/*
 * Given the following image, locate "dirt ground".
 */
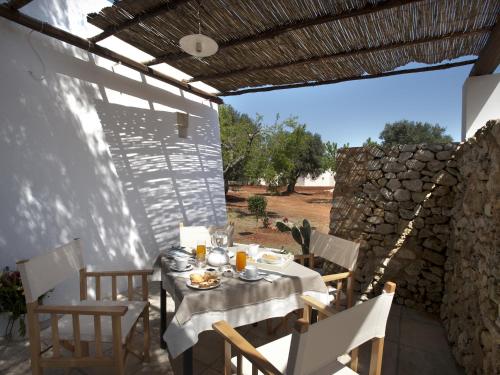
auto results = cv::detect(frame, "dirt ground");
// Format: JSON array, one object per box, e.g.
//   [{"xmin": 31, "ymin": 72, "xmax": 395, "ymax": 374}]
[{"xmin": 226, "ymin": 185, "xmax": 333, "ymax": 253}]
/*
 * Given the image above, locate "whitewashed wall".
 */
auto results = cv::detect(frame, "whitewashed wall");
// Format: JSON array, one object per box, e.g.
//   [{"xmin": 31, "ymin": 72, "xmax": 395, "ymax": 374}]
[
  {"xmin": 296, "ymin": 171, "xmax": 335, "ymax": 187},
  {"xmin": 0, "ymin": 1, "xmax": 226, "ymax": 302},
  {"xmin": 462, "ymin": 73, "xmax": 500, "ymax": 140}
]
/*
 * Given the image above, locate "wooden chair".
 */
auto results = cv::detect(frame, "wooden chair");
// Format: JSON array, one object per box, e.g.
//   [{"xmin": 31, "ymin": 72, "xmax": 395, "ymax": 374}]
[
  {"xmin": 179, "ymin": 222, "xmax": 213, "ymax": 249},
  {"xmin": 214, "ymin": 282, "xmax": 396, "ymax": 375},
  {"xmin": 17, "ymin": 239, "xmax": 153, "ymax": 375},
  {"xmin": 295, "ymin": 231, "xmax": 360, "ymax": 309},
  {"xmin": 179, "ymin": 222, "xmax": 235, "ymax": 249}
]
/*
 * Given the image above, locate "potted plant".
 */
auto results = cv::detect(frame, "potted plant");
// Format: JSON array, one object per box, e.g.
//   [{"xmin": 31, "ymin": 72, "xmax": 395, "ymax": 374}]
[{"xmin": 0, "ymin": 267, "xmax": 50, "ymax": 340}]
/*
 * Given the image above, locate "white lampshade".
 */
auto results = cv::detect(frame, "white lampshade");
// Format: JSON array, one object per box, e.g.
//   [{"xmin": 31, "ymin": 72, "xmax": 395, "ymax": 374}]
[{"xmin": 179, "ymin": 33, "xmax": 218, "ymax": 57}]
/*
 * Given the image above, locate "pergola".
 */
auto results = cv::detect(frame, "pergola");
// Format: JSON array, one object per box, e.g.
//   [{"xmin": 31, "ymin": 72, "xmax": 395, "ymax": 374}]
[{"xmin": 1, "ymin": 0, "xmax": 499, "ymax": 103}]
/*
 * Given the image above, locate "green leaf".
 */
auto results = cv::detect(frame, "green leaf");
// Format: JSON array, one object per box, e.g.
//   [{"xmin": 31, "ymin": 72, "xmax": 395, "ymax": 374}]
[
  {"xmin": 275, "ymin": 222, "xmax": 291, "ymax": 232},
  {"xmin": 291, "ymin": 226, "xmax": 303, "ymax": 246}
]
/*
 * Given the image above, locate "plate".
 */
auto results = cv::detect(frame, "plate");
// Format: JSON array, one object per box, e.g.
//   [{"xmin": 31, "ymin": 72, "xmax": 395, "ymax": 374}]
[
  {"xmin": 238, "ymin": 272, "xmax": 263, "ymax": 282},
  {"xmin": 186, "ymin": 278, "xmax": 221, "ymax": 290},
  {"xmin": 170, "ymin": 264, "xmax": 193, "ymax": 272},
  {"xmin": 260, "ymin": 252, "xmax": 284, "ymax": 264}
]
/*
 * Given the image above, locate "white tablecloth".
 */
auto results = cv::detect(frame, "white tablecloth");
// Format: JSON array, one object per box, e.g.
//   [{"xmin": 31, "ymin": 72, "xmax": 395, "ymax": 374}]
[{"xmin": 162, "ymin": 253, "xmax": 329, "ymax": 358}]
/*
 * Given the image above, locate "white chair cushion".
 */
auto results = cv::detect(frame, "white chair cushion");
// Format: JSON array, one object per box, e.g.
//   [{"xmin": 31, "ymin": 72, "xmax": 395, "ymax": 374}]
[
  {"xmin": 41, "ymin": 300, "xmax": 146, "ymax": 344},
  {"xmin": 231, "ymin": 334, "xmax": 358, "ymax": 375}
]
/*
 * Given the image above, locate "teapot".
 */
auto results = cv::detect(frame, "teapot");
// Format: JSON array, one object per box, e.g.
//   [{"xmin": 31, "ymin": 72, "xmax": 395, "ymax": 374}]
[{"xmin": 207, "ymin": 247, "xmax": 230, "ymax": 267}]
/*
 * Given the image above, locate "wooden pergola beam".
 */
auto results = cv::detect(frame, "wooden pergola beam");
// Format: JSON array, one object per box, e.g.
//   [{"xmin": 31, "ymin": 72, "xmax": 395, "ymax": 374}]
[
  {"xmin": 0, "ymin": 6, "xmax": 222, "ymax": 104},
  {"xmin": 219, "ymin": 59, "xmax": 477, "ymax": 96},
  {"xmin": 88, "ymin": 0, "xmax": 191, "ymax": 43},
  {"xmin": 143, "ymin": 0, "xmax": 425, "ymax": 66},
  {"xmin": 190, "ymin": 28, "xmax": 490, "ymax": 83},
  {"xmin": 469, "ymin": 20, "xmax": 500, "ymax": 76},
  {"xmin": 4, "ymin": 0, "xmax": 34, "ymax": 10}
]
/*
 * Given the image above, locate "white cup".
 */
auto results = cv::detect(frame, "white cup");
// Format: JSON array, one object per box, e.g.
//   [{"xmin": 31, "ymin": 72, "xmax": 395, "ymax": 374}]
[
  {"xmin": 244, "ymin": 265, "xmax": 258, "ymax": 279},
  {"xmin": 248, "ymin": 244, "xmax": 259, "ymax": 258},
  {"xmin": 174, "ymin": 257, "xmax": 188, "ymax": 270}
]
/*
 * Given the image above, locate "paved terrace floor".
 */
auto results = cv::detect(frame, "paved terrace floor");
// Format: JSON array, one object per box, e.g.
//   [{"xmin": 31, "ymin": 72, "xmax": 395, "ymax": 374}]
[{"xmin": 0, "ymin": 282, "xmax": 463, "ymax": 375}]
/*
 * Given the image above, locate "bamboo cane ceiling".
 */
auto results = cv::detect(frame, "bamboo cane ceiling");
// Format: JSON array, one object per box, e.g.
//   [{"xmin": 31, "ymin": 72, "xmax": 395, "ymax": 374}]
[{"xmin": 88, "ymin": 0, "xmax": 499, "ymax": 94}]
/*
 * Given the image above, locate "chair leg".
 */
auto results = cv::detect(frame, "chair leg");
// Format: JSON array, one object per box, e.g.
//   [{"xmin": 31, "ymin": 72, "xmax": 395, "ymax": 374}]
[
  {"xmin": 369, "ymin": 337, "xmax": 384, "ymax": 375},
  {"xmin": 350, "ymin": 347, "xmax": 359, "ymax": 372},
  {"xmin": 143, "ymin": 305, "xmax": 150, "ymax": 362},
  {"xmin": 26, "ymin": 304, "xmax": 43, "ymax": 375},
  {"xmin": 347, "ymin": 274, "xmax": 354, "ymax": 308},
  {"xmin": 112, "ymin": 316, "xmax": 125, "ymax": 375}
]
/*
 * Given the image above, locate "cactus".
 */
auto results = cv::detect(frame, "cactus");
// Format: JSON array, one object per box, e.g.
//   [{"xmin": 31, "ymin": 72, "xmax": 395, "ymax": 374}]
[
  {"xmin": 276, "ymin": 219, "xmax": 312, "ymax": 255},
  {"xmin": 276, "ymin": 221, "xmax": 291, "ymax": 232}
]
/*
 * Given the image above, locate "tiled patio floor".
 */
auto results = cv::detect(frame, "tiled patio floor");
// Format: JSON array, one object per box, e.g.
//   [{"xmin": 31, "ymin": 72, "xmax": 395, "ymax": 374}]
[{"xmin": 0, "ymin": 281, "xmax": 463, "ymax": 375}]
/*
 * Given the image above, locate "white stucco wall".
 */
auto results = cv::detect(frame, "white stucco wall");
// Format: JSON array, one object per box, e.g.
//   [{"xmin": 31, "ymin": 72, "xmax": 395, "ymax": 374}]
[
  {"xmin": 296, "ymin": 171, "xmax": 335, "ymax": 187},
  {"xmin": 0, "ymin": 1, "xmax": 226, "ymax": 301},
  {"xmin": 462, "ymin": 73, "xmax": 500, "ymax": 140}
]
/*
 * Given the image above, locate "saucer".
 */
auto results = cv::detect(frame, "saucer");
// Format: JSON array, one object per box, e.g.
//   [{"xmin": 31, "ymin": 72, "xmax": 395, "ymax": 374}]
[
  {"xmin": 239, "ymin": 272, "xmax": 263, "ymax": 282},
  {"xmin": 170, "ymin": 263, "xmax": 193, "ymax": 272}
]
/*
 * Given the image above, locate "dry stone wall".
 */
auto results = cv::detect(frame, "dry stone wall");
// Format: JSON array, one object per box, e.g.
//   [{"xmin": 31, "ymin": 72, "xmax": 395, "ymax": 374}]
[
  {"xmin": 330, "ymin": 142, "xmax": 459, "ymax": 313},
  {"xmin": 441, "ymin": 120, "xmax": 500, "ymax": 375},
  {"xmin": 329, "ymin": 120, "xmax": 500, "ymax": 374}
]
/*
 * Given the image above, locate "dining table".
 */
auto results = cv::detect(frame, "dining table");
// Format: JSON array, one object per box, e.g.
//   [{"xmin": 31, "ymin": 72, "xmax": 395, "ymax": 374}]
[{"xmin": 159, "ymin": 244, "xmax": 329, "ymax": 375}]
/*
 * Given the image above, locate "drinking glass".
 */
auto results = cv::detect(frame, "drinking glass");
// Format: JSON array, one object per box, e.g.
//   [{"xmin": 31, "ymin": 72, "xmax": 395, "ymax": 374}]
[
  {"xmin": 236, "ymin": 250, "xmax": 247, "ymax": 272},
  {"xmin": 196, "ymin": 243, "xmax": 207, "ymax": 267},
  {"xmin": 212, "ymin": 230, "xmax": 228, "ymax": 249}
]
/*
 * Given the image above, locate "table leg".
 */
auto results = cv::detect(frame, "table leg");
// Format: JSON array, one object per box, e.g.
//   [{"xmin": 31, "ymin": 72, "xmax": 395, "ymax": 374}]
[
  {"xmin": 160, "ymin": 284, "xmax": 167, "ymax": 349},
  {"xmin": 183, "ymin": 347, "xmax": 193, "ymax": 375}
]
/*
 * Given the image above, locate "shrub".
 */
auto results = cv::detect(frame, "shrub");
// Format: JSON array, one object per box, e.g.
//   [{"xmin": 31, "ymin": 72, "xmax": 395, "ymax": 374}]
[{"xmin": 247, "ymin": 195, "xmax": 267, "ymax": 222}]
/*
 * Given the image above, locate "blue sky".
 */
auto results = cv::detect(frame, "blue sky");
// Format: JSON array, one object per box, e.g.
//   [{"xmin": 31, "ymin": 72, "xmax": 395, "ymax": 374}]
[{"xmin": 224, "ymin": 59, "xmax": 491, "ymax": 146}]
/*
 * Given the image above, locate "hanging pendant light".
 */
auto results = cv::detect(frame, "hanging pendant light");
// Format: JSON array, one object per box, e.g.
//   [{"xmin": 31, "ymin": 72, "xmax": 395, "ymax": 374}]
[{"xmin": 179, "ymin": 1, "xmax": 218, "ymax": 58}]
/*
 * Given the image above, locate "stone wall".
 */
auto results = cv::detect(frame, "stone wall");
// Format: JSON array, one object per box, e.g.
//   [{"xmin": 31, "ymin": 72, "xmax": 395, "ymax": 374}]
[
  {"xmin": 329, "ymin": 120, "xmax": 500, "ymax": 374},
  {"xmin": 441, "ymin": 120, "xmax": 500, "ymax": 374},
  {"xmin": 330, "ymin": 142, "xmax": 459, "ymax": 313}
]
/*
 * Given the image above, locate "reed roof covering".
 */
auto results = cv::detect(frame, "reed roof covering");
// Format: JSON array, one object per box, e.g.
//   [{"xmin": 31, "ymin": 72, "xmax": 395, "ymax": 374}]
[{"xmin": 88, "ymin": 0, "xmax": 499, "ymax": 95}]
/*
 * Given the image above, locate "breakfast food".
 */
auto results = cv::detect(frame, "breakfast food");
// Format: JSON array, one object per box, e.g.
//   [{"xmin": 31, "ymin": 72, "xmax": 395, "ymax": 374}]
[
  {"xmin": 189, "ymin": 272, "xmax": 220, "ymax": 288},
  {"xmin": 190, "ymin": 273, "xmax": 204, "ymax": 284}
]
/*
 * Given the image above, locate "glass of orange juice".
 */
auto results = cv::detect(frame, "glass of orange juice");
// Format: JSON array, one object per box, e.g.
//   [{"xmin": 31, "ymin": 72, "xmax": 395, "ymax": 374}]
[
  {"xmin": 196, "ymin": 243, "xmax": 206, "ymax": 267},
  {"xmin": 236, "ymin": 250, "xmax": 247, "ymax": 272}
]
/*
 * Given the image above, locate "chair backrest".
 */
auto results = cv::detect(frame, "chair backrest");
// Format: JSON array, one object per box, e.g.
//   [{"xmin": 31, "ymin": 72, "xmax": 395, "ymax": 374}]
[
  {"xmin": 17, "ymin": 239, "xmax": 84, "ymax": 303},
  {"xmin": 179, "ymin": 223, "xmax": 212, "ymax": 249},
  {"xmin": 287, "ymin": 284, "xmax": 395, "ymax": 375},
  {"xmin": 310, "ymin": 230, "xmax": 359, "ymax": 271}
]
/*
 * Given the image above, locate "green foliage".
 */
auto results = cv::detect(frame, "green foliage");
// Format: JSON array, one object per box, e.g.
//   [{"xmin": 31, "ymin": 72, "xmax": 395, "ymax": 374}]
[
  {"xmin": 363, "ymin": 137, "xmax": 378, "ymax": 146},
  {"xmin": 322, "ymin": 141, "xmax": 350, "ymax": 172},
  {"xmin": 277, "ymin": 219, "xmax": 312, "ymax": 255},
  {"xmin": 275, "ymin": 221, "xmax": 291, "ymax": 232},
  {"xmin": 247, "ymin": 195, "xmax": 267, "ymax": 222},
  {"xmin": 0, "ymin": 268, "xmax": 52, "ymax": 339},
  {"xmin": 379, "ymin": 120, "xmax": 453, "ymax": 146},
  {"xmin": 263, "ymin": 118, "xmax": 325, "ymax": 192},
  {"xmin": 0, "ymin": 268, "xmax": 26, "ymax": 338},
  {"xmin": 219, "ymin": 105, "xmax": 262, "ymax": 191}
]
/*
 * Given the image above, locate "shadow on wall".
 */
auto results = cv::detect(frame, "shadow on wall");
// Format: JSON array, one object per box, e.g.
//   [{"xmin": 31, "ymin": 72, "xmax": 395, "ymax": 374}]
[
  {"xmin": 97, "ymin": 97, "xmax": 226, "ymax": 252},
  {"xmin": 0, "ymin": 15, "xmax": 225, "ymax": 301}
]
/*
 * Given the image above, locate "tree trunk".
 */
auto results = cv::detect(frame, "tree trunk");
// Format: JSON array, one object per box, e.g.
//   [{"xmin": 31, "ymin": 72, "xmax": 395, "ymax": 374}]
[{"xmin": 286, "ymin": 180, "xmax": 296, "ymax": 193}]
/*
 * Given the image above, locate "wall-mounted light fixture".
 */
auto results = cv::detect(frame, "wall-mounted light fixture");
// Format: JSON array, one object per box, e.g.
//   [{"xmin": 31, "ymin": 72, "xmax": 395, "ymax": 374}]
[{"xmin": 176, "ymin": 112, "xmax": 189, "ymax": 138}]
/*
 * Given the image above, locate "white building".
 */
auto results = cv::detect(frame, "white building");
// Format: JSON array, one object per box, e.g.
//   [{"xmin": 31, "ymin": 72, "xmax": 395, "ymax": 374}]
[{"xmin": 296, "ymin": 171, "xmax": 335, "ymax": 187}]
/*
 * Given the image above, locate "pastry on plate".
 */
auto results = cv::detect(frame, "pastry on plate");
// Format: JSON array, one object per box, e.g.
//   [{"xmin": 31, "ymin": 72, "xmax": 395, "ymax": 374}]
[{"xmin": 190, "ymin": 273, "xmax": 204, "ymax": 285}]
